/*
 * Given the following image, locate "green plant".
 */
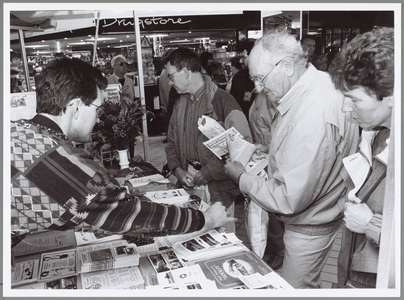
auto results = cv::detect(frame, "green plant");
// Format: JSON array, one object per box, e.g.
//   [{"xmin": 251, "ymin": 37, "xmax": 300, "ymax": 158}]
[{"xmin": 89, "ymin": 93, "xmax": 152, "ymax": 161}]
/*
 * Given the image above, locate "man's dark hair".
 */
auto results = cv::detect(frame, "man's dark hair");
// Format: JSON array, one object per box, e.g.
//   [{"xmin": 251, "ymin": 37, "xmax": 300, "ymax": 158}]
[
  {"xmin": 164, "ymin": 48, "xmax": 202, "ymax": 73},
  {"xmin": 35, "ymin": 57, "xmax": 108, "ymax": 115},
  {"xmin": 329, "ymin": 27, "xmax": 394, "ymax": 100},
  {"xmin": 230, "ymin": 56, "xmax": 242, "ymax": 70}
]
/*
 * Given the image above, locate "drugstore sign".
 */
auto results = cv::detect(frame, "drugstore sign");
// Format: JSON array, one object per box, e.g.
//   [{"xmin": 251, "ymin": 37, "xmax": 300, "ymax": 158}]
[{"xmin": 99, "ymin": 12, "xmax": 260, "ymax": 33}]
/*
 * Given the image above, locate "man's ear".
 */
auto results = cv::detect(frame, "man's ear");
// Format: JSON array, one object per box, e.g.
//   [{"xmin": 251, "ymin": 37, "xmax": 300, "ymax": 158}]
[
  {"xmin": 67, "ymin": 98, "xmax": 82, "ymax": 119},
  {"xmin": 283, "ymin": 58, "xmax": 295, "ymax": 77}
]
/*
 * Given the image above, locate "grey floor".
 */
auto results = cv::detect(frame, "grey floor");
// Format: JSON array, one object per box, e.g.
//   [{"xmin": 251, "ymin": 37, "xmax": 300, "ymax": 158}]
[{"xmin": 133, "ymin": 134, "xmax": 341, "ymax": 289}]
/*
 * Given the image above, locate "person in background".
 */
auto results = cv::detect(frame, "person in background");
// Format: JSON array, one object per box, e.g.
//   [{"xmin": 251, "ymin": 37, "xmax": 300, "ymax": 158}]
[
  {"xmin": 200, "ymin": 51, "xmax": 214, "ymax": 78},
  {"xmin": 311, "ymin": 54, "xmax": 328, "ymax": 71},
  {"xmin": 164, "ymin": 48, "xmax": 252, "ymax": 233},
  {"xmin": 224, "ymin": 29, "xmax": 359, "ymax": 288},
  {"xmin": 301, "ymin": 36, "xmax": 316, "ymax": 62},
  {"xmin": 10, "ymin": 57, "xmax": 236, "ymax": 249},
  {"xmin": 328, "ymin": 26, "xmax": 394, "ymax": 288},
  {"xmin": 228, "ymin": 55, "xmax": 255, "ymax": 119},
  {"xmin": 108, "ymin": 54, "xmax": 135, "ymax": 101},
  {"xmin": 159, "ymin": 49, "xmax": 177, "ymax": 143}
]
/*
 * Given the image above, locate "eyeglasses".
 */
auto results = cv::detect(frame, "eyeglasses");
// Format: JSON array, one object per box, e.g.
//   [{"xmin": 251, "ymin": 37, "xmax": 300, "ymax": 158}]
[
  {"xmin": 91, "ymin": 103, "xmax": 104, "ymax": 118},
  {"xmin": 250, "ymin": 56, "xmax": 294, "ymax": 87},
  {"xmin": 167, "ymin": 69, "xmax": 179, "ymax": 81},
  {"xmin": 117, "ymin": 62, "xmax": 127, "ymax": 67}
]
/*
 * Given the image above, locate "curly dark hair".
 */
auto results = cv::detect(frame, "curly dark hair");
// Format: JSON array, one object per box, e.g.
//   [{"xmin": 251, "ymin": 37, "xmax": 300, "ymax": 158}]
[
  {"xmin": 164, "ymin": 48, "xmax": 202, "ymax": 73},
  {"xmin": 329, "ymin": 27, "xmax": 394, "ymax": 100},
  {"xmin": 35, "ymin": 57, "xmax": 108, "ymax": 115}
]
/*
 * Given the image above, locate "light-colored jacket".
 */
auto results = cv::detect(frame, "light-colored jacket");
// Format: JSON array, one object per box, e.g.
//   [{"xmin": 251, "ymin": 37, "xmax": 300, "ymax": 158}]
[{"xmin": 240, "ymin": 65, "xmax": 360, "ymax": 228}]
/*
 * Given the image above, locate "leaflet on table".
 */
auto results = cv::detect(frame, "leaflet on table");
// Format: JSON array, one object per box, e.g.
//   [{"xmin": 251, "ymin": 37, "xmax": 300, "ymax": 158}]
[
  {"xmin": 12, "ymin": 229, "xmax": 76, "ymax": 257},
  {"xmin": 77, "ymin": 239, "xmax": 140, "ymax": 273},
  {"xmin": 171, "ymin": 230, "xmax": 245, "ymax": 261},
  {"xmin": 144, "ymin": 188, "xmax": 191, "ymax": 205},
  {"xmin": 11, "ymin": 259, "xmax": 40, "ymax": 286},
  {"xmin": 145, "ymin": 264, "xmax": 217, "ymax": 290},
  {"xmin": 74, "ymin": 226, "xmax": 123, "ymax": 246},
  {"xmin": 198, "ymin": 251, "xmax": 276, "ymax": 289},
  {"xmin": 125, "ymin": 173, "xmax": 169, "ymax": 187},
  {"xmin": 79, "ymin": 266, "xmax": 144, "ymax": 289},
  {"xmin": 38, "ymin": 249, "xmax": 78, "ymax": 282},
  {"xmin": 147, "ymin": 248, "xmax": 186, "ymax": 273}
]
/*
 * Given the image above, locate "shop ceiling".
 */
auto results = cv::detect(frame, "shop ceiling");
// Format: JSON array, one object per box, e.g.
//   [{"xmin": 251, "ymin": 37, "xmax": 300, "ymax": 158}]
[{"xmin": 10, "ymin": 10, "xmax": 258, "ymax": 55}]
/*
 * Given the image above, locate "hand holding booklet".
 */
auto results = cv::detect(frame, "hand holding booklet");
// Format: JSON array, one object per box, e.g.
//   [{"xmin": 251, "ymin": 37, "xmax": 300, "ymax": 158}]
[{"xmin": 198, "ymin": 115, "xmax": 268, "ymax": 175}]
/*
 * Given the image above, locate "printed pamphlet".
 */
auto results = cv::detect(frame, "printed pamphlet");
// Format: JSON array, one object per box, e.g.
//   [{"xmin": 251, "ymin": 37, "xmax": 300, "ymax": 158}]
[
  {"xmin": 11, "ymin": 259, "xmax": 40, "ymax": 286},
  {"xmin": 38, "ymin": 249, "xmax": 78, "ymax": 282},
  {"xmin": 80, "ymin": 266, "xmax": 144, "ymax": 289}
]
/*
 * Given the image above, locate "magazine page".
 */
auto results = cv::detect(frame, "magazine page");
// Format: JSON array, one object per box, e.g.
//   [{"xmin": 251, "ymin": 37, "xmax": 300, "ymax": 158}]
[
  {"xmin": 198, "ymin": 251, "xmax": 275, "ymax": 289},
  {"xmin": 202, "ymin": 127, "xmax": 243, "ymax": 159},
  {"xmin": 80, "ymin": 266, "xmax": 144, "ymax": 289},
  {"xmin": 197, "ymin": 115, "xmax": 226, "ymax": 139},
  {"xmin": 38, "ymin": 249, "xmax": 78, "ymax": 282},
  {"xmin": 225, "ymin": 132, "xmax": 256, "ymax": 167},
  {"xmin": 11, "ymin": 259, "xmax": 40, "ymax": 286},
  {"xmin": 147, "ymin": 248, "xmax": 186, "ymax": 273}
]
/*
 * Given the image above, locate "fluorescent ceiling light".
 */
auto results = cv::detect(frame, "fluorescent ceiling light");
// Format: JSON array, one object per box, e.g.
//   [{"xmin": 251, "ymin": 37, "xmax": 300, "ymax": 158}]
[
  {"xmin": 25, "ymin": 45, "xmax": 49, "ymax": 48},
  {"xmin": 86, "ymin": 37, "xmax": 117, "ymax": 41},
  {"xmin": 68, "ymin": 42, "xmax": 94, "ymax": 45}
]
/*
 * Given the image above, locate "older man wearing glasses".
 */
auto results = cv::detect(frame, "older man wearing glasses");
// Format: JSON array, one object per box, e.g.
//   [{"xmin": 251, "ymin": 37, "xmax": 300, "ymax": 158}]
[
  {"xmin": 225, "ymin": 29, "xmax": 359, "ymax": 288},
  {"xmin": 108, "ymin": 54, "xmax": 135, "ymax": 101}
]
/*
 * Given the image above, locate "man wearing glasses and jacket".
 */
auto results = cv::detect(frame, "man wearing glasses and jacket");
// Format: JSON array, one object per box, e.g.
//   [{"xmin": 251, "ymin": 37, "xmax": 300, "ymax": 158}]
[{"xmin": 225, "ymin": 29, "xmax": 360, "ymax": 288}]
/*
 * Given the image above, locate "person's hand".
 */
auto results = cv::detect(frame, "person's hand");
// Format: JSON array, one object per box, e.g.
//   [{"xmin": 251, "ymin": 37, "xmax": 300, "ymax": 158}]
[
  {"xmin": 173, "ymin": 167, "xmax": 195, "ymax": 188},
  {"xmin": 343, "ymin": 202, "xmax": 374, "ymax": 234},
  {"xmin": 224, "ymin": 160, "xmax": 246, "ymax": 182},
  {"xmin": 255, "ymin": 143, "xmax": 269, "ymax": 154},
  {"xmin": 193, "ymin": 171, "xmax": 209, "ymax": 186},
  {"xmin": 202, "ymin": 202, "xmax": 238, "ymax": 230}
]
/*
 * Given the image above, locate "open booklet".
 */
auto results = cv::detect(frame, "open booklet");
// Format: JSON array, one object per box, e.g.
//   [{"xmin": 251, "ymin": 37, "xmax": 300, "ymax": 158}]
[{"xmin": 198, "ymin": 115, "xmax": 268, "ymax": 175}]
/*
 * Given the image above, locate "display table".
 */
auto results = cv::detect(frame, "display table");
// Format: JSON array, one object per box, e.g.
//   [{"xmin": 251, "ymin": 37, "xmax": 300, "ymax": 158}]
[{"xmin": 11, "ymin": 163, "xmax": 292, "ymax": 290}]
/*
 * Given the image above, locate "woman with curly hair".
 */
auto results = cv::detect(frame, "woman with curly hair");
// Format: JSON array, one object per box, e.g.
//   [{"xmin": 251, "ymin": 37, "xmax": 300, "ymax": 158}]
[{"xmin": 329, "ymin": 26, "xmax": 394, "ymax": 288}]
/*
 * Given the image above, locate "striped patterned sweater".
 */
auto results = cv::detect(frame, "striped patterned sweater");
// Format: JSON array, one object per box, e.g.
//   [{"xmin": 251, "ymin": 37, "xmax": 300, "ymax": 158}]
[{"xmin": 10, "ymin": 117, "xmax": 204, "ymax": 237}]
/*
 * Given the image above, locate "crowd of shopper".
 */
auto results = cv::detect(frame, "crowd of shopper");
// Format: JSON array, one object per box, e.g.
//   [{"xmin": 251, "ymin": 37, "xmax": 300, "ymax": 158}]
[{"xmin": 10, "ymin": 25, "xmax": 395, "ymax": 289}]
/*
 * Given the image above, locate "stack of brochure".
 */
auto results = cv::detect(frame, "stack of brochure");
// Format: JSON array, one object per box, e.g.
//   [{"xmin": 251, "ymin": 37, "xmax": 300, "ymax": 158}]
[
  {"xmin": 77, "ymin": 240, "xmax": 140, "ymax": 273},
  {"xmin": 171, "ymin": 230, "xmax": 248, "ymax": 262}
]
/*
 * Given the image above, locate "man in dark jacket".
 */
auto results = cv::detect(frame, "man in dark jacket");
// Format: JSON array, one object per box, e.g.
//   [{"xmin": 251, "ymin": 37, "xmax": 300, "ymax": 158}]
[{"xmin": 164, "ymin": 48, "xmax": 252, "ymax": 233}]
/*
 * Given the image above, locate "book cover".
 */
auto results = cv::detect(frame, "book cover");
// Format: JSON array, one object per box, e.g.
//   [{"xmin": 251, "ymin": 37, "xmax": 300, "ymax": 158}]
[
  {"xmin": 198, "ymin": 251, "xmax": 273, "ymax": 289},
  {"xmin": 77, "ymin": 240, "xmax": 140, "ymax": 273}
]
